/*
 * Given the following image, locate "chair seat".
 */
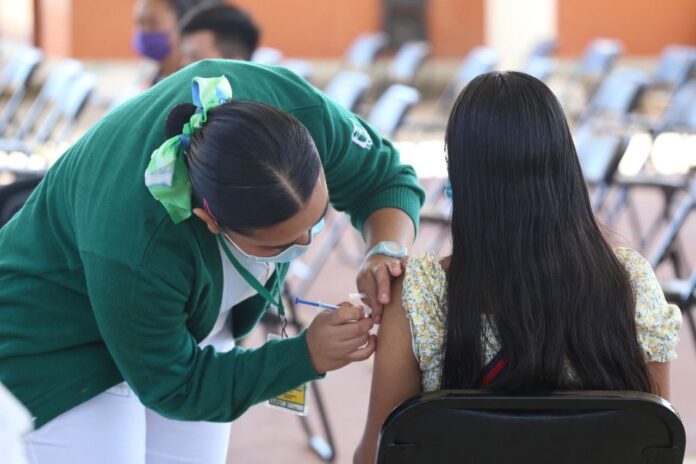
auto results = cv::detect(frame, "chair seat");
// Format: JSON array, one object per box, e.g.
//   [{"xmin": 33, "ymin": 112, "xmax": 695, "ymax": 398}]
[
  {"xmin": 0, "ymin": 137, "xmax": 30, "ymax": 153},
  {"xmin": 661, "ymin": 278, "xmax": 694, "ymax": 306},
  {"xmin": 614, "ymin": 174, "xmax": 688, "ymax": 191},
  {"xmin": 420, "ymin": 205, "xmax": 449, "ymax": 225}
]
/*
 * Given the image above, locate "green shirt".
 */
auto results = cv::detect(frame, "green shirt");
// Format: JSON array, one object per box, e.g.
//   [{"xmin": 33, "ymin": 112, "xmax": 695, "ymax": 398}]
[{"xmin": 0, "ymin": 60, "xmax": 425, "ymax": 428}]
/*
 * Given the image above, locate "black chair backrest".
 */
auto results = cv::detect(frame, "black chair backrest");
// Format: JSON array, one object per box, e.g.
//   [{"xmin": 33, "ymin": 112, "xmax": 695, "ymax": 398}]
[
  {"xmin": 378, "ymin": 390, "xmax": 685, "ymax": 464},
  {"xmin": 0, "ymin": 176, "xmax": 43, "ymax": 228}
]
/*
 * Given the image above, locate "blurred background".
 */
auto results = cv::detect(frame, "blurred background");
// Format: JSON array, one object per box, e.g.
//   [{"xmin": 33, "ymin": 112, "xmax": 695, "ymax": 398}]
[{"xmin": 1, "ymin": 0, "xmax": 696, "ymax": 463}]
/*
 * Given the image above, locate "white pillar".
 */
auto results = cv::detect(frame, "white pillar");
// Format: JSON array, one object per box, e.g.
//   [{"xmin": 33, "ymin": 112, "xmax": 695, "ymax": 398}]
[{"xmin": 485, "ymin": 0, "xmax": 558, "ymax": 70}]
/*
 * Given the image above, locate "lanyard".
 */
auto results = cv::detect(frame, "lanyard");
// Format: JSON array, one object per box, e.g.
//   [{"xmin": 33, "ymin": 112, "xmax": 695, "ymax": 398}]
[{"xmin": 216, "ymin": 235, "xmax": 286, "ymax": 321}]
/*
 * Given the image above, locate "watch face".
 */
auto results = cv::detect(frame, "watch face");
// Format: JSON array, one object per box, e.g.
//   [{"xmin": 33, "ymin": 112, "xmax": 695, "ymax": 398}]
[{"xmin": 384, "ymin": 241, "xmax": 403, "ymax": 254}]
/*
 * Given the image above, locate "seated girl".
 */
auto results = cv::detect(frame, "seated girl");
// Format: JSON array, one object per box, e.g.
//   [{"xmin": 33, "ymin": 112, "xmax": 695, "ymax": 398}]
[{"xmin": 354, "ymin": 71, "xmax": 682, "ymax": 464}]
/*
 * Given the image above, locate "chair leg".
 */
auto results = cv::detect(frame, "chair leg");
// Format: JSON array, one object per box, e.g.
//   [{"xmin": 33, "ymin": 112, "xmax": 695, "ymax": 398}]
[
  {"xmin": 591, "ymin": 183, "xmax": 609, "ymax": 213},
  {"xmin": 665, "ymin": 239, "xmax": 691, "ymax": 279},
  {"xmin": 625, "ymin": 196, "xmax": 645, "ymax": 249},
  {"xmin": 604, "ymin": 186, "xmax": 629, "ymax": 227},
  {"xmin": 277, "ymin": 287, "xmax": 337, "ymax": 462},
  {"xmin": 684, "ymin": 307, "xmax": 696, "ymax": 357},
  {"xmin": 296, "ymin": 213, "xmax": 351, "ymax": 296},
  {"xmin": 640, "ymin": 189, "xmax": 677, "ymax": 251},
  {"xmin": 674, "ymin": 239, "xmax": 691, "ymax": 278}
]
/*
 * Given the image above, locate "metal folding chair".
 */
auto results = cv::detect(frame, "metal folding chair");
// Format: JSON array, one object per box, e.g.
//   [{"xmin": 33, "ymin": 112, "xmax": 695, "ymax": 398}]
[
  {"xmin": 653, "ymin": 80, "xmax": 696, "ymax": 134},
  {"xmin": 251, "ymin": 211, "xmax": 359, "ymax": 463},
  {"xmin": 0, "ymin": 46, "xmax": 43, "ymax": 135},
  {"xmin": 254, "ymin": 285, "xmax": 338, "ymax": 462},
  {"xmin": 4, "ymin": 59, "xmax": 83, "ymax": 143},
  {"xmin": 439, "ymin": 46, "xmax": 499, "ymax": 109},
  {"xmin": 578, "ymin": 67, "xmax": 649, "ymax": 125},
  {"xmin": 648, "ymin": 178, "xmax": 696, "ymax": 353},
  {"xmin": 528, "ymin": 38, "xmax": 558, "ymax": 58},
  {"xmin": 0, "ymin": 71, "xmax": 96, "ymax": 155},
  {"xmin": 260, "ymin": 83, "xmax": 422, "ymax": 459},
  {"xmin": 251, "ymin": 47, "xmax": 284, "ymax": 66},
  {"xmin": 367, "ymin": 84, "xmax": 421, "ymax": 139},
  {"xmin": 601, "ymin": 82, "xmax": 696, "ymax": 249},
  {"xmin": 282, "ymin": 59, "xmax": 313, "ymax": 82},
  {"xmin": 344, "ymin": 32, "xmax": 389, "ymax": 69},
  {"xmin": 388, "ymin": 40, "xmax": 431, "ymax": 84},
  {"xmin": 578, "ymin": 38, "xmax": 624, "ymax": 79},
  {"xmin": 652, "ymin": 45, "xmax": 696, "ymax": 92},
  {"xmin": 324, "ymin": 71, "xmax": 373, "ymax": 113},
  {"xmin": 522, "ymin": 56, "xmax": 554, "ymax": 81},
  {"xmin": 378, "ymin": 390, "xmax": 685, "ymax": 464},
  {"xmin": 573, "ymin": 124, "xmax": 629, "ymax": 213},
  {"xmin": 563, "ymin": 38, "xmax": 623, "ymax": 109},
  {"xmin": 519, "ymin": 39, "xmax": 558, "ymax": 81}
]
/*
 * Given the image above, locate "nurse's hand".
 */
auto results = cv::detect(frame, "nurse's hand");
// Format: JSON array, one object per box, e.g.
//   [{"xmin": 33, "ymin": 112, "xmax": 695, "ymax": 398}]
[
  {"xmin": 356, "ymin": 255, "xmax": 405, "ymax": 325},
  {"xmin": 306, "ymin": 303, "xmax": 376, "ymax": 375}
]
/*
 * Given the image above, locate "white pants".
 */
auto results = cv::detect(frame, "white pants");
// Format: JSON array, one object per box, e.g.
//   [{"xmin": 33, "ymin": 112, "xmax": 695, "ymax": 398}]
[{"xmin": 24, "ymin": 383, "xmax": 231, "ymax": 464}]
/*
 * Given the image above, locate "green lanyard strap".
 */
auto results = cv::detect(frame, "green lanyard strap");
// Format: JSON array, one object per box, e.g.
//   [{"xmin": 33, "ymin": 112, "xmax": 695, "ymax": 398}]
[{"xmin": 217, "ymin": 235, "xmax": 286, "ymax": 318}]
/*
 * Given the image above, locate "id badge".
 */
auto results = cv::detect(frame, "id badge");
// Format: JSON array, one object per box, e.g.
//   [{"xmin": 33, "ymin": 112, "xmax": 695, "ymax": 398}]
[{"xmin": 266, "ymin": 333, "xmax": 310, "ymax": 416}]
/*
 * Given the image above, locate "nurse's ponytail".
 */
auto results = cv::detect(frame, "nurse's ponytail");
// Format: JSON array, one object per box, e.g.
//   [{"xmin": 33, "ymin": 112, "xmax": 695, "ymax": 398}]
[{"xmin": 165, "ymin": 101, "xmax": 322, "ymax": 234}]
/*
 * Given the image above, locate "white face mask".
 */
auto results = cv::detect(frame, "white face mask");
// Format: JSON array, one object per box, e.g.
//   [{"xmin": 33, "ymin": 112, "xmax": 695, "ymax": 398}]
[{"xmin": 223, "ymin": 217, "xmax": 325, "ymax": 264}]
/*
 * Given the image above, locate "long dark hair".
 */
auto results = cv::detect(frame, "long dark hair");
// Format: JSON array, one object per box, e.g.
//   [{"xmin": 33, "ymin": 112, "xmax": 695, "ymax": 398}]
[
  {"xmin": 441, "ymin": 71, "xmax": 651, "ymax": 392},
  {"xmin": 165, "ymin": 101, "xmax": 321, "ymax": 234}
]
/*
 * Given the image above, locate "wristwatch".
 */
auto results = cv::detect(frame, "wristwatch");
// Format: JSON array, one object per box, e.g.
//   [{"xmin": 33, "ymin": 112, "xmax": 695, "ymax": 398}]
[{"xmin": 366, "ymin": 241, "xmax": 408, "ymax": 259}]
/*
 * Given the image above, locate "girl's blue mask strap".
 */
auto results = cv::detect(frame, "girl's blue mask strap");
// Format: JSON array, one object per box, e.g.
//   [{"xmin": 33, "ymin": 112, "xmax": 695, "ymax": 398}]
[{"xmin": 444, "ymin": 180, "xmax": 452, "ymax": 199}]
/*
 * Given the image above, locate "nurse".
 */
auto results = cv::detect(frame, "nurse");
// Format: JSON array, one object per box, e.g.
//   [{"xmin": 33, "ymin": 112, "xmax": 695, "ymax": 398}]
[{"xmin": 0, "ymin": 61, "xmax": 424, "ymax": 463}]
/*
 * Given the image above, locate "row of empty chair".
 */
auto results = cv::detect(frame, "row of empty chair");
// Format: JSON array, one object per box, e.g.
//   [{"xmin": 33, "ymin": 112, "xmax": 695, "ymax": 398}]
[{"xmin": 0, "ymin": 45, "xmax": 97, "ymax": 172}]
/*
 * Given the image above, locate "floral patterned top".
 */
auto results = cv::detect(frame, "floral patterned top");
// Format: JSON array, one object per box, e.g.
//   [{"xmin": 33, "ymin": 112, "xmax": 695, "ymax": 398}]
[{"xmin": 402, "ymin": 247, "xmax": 683, "ymax": 392}]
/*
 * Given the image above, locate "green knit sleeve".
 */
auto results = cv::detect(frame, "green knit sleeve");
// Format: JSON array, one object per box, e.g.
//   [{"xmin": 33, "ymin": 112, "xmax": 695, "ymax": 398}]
[
  {"xmin": 81, "ymin": 252, "xmax": 321, "ymax": 422},
  {"xmin": 310, "ymin": 97, "xmax": 425, "ymax": 236}
]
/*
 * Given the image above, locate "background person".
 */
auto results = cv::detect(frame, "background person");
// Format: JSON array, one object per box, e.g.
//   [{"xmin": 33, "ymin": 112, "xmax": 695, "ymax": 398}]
[
  {"xmin": 133, "ymin": 0, "xmax": 208, "ymax": 84},
  {"xmin": 179, "ymin": 2, "xmax": 259, "ymax": 66}
]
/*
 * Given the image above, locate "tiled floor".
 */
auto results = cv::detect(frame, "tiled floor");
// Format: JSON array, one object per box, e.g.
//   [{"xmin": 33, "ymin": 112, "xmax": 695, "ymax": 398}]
[{"xmin": 227, "ymin": 185, "xmax": 696, "ymax": 463}]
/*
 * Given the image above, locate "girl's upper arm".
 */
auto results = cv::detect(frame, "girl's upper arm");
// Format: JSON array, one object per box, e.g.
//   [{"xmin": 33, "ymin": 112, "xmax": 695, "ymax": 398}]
[
  {"xmin": 614, "ymin": 248, "xmax": 681, "ymax": 400},
  {"xmin": 647, "ymin": 362, "xmax": 671, "ymax": 400},
  {"xmin": 355, "ymin": 276, "xmax": 422, "ymax": 464}
]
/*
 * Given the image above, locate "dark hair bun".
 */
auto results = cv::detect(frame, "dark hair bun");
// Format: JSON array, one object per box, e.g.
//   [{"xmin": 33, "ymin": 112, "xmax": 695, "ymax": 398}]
[{"xmin": 165, "ymin": 103, "xmax": 197, "ymax": 138}]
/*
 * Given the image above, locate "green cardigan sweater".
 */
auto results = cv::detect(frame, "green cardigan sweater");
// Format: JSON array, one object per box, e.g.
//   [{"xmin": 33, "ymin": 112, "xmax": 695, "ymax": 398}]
[{"xmin": 0, "ymin": 60, "xmax": 424, "ymax": 428}]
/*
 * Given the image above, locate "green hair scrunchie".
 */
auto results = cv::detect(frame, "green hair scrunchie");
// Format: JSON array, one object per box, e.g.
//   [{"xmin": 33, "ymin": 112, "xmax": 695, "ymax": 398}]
[{"xmin": 144, "ymin": 75, "xmax": 233, "ymax": 223}]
